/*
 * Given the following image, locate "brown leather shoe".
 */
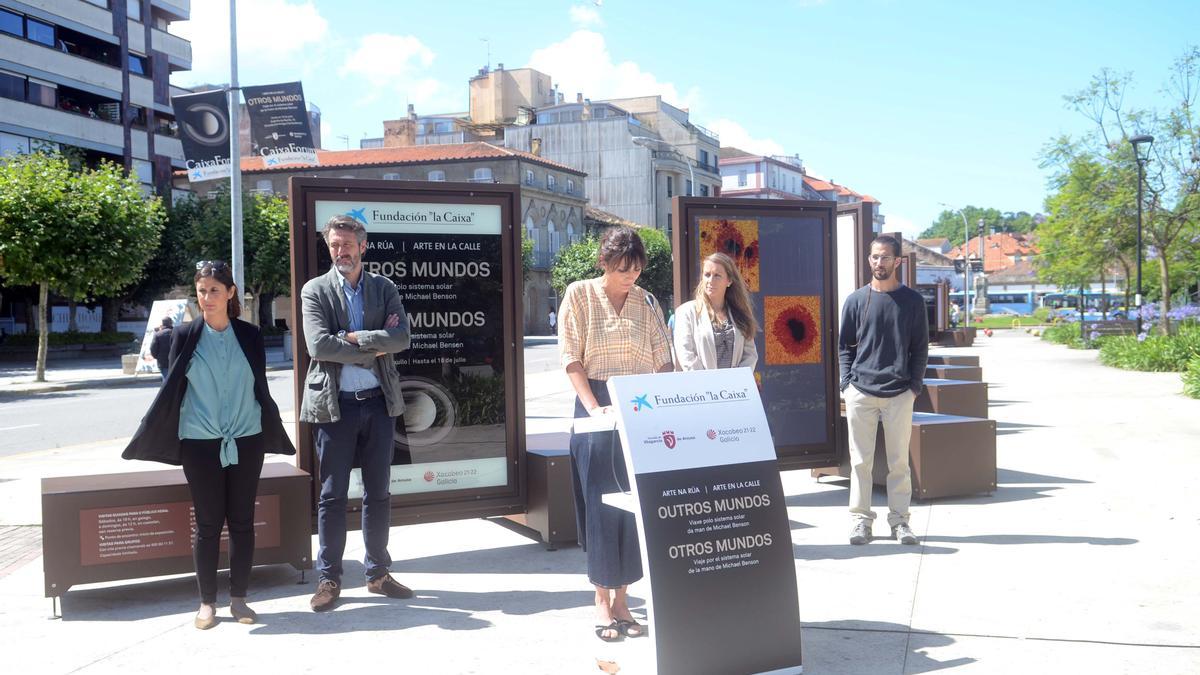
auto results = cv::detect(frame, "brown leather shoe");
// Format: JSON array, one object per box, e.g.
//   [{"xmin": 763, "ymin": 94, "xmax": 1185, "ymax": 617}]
[
  {"xmin": 366, "ymin": 573, "xmax": 413, "ymax": 599},
  {"xmin": 310, "ymin": 579, "xmax": 340, "ymax": 612}
]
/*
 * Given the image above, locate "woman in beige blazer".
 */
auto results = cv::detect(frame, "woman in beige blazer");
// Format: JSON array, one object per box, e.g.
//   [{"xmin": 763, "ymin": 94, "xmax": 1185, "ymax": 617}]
[{"xmin": 674, "ymin": 252, "xmax": 759, "ymax": 370}]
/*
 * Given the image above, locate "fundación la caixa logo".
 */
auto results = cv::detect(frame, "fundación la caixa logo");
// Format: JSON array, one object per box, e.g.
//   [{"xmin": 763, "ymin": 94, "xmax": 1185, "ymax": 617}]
[
  {"xmin": 630, "ymin": 394, "xmax": 652, "ymax": 412},
  {"xmin": 345, "ymin": 207, "xmax": 368, "ymax": 225}
]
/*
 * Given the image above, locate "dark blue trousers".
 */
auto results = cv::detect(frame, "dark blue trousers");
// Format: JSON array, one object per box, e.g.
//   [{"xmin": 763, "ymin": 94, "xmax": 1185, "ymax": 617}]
[
  {"xmin": 570, "ymin": 379, "xmax": 643, "ymax": 589},
  {"xmin": 314, "ymin": 395, "xmax": 400, "ymax": 583}
]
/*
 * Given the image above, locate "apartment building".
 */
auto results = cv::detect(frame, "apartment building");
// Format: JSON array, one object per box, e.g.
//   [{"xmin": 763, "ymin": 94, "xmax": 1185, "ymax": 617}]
[{"xmin": 0, "ymin": 0, "xmax": 192, "ymax": 195}]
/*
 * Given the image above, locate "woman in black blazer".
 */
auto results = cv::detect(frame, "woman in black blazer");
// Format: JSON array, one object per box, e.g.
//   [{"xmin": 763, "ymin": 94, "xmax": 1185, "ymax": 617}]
[{"xmin": 123, "ymin": 261, "xmax": 295, "ymax": 629}]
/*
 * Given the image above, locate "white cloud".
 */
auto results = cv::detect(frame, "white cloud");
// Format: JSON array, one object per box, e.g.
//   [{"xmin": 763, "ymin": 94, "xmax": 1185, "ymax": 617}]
[
  {"xmin": 173, "ymin": 0, "xmax": 329, "ymax": 85},
  {"xmin": 338, "ymin": 34, "xmax": 444, "ymax": 108},
  {"xmin": 527, "ymin": 31, "xmax": 699, "ymax": 109},
  {"xmin": 707, "ymin": 119, "xmax": 785, "ymax": 156},
  {"xmin": 569, "ymin": 5, "xmax": 603, "ymax": 27}
]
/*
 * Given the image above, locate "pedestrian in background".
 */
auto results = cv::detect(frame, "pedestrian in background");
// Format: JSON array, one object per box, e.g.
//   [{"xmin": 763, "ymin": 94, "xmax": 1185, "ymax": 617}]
[
  {"xmin": 123, "ymin": 261, "xmax": 296, "ymax": 629},
  {"xmin": 548, "ymin": 308, "xmax": 557, "ymax": 336},
  {"xmin": 673, "ymin": 251, "xmax": 758, "ymax": 372},
  {"xmin": 301, "ymin": 214, "xmax": 412, "ymax": 612},
  {"xmin": 559, "ymin": 225, "xmax": 672, "ymax": 642},
  {"xmin": 150, "ymin": 316, "xmax": 174, "ymax": 380},
  {"xmin": 838, "ymin": 235, "xmax": 928, "ymax": 546}
]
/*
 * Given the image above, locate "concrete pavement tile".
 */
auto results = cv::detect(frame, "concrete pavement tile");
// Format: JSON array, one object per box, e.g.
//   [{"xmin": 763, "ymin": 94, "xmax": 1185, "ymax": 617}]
[
  {"xmin": 798, "ymin": 624, "xmax": 912, "ymax": 675},
  {"xmin": 904, "ymin": 632, "xmax": 1200, "ymax": 674}
]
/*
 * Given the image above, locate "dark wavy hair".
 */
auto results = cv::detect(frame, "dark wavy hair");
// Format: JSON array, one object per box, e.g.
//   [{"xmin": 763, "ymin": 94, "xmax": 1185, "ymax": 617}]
[
  {"xmin": 596, "ymin": 225, "xmax": 647, "ymax": 272},
  {"xmin": 193, "ymin": 260, "xmax": 241, "ymax": 319}
]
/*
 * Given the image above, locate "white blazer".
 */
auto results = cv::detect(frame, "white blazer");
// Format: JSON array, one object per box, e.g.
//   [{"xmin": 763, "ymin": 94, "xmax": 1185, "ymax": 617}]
[{"xmin": 673, "ymin": 300, "xmax": 758, "ymax": 371}]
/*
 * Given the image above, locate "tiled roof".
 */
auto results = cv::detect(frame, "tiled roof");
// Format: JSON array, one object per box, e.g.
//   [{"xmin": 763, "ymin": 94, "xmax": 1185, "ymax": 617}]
[
  {"xmin": 947, "ymin": 232, "xmax": 1040, "ymax": 273},
  {"xmin": 860, "ymin": 194, "xmax": 880, "ymax": 204},
  {"xmin": 231, "ymin": 142, "xmax": 584, "ymax": 175},
  {"xmin": 803, "ymin": 175, "xmax": 836, "ymax": 191},
  {"xmin": 585, "ymin": 206, "xmax": 643, "ymax": 229}
]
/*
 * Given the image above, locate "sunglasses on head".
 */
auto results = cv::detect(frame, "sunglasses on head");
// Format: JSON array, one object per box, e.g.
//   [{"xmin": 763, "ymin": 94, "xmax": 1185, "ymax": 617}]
[{"xmin": 195, "ymin": 260, "xmax": 229, "ymax": 271}]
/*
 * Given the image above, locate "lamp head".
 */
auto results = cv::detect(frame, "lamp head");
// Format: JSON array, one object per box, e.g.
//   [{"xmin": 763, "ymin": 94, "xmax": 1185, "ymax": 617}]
[{"xmin": 1129, "ymin": 134, "xmax": 1154, "ymax": 146}]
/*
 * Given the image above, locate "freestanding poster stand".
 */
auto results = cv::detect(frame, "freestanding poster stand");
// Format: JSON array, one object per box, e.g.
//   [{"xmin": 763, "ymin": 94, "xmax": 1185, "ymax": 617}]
[{"xmin": 602, "ymin": 367, "xmax": 803, "ymax": 675}]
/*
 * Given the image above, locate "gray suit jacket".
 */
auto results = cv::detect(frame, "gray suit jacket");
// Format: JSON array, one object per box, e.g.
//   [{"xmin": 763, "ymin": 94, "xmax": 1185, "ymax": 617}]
[{"xmin": 299, "ymin": 265, "xmax": 410, "ymax": 423}]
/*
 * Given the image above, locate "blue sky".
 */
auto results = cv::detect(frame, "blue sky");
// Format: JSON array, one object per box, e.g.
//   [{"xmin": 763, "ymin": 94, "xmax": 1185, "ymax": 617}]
[{"xmin": 174, "ymin": 0, "xmax": 1200, "ymax": 239}]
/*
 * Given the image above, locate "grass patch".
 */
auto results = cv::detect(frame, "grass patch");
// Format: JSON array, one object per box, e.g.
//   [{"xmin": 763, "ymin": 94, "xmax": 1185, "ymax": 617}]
[
  {"xmin": 966, "ymin": 316, "xmax": 1044, "ymax": 329},
  {"xmin": 1183, "ymin": 357, "xmax": 1200, "ymax": 399}
]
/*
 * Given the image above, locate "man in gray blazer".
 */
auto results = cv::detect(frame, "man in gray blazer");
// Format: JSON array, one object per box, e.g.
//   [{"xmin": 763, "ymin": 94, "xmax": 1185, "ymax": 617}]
[{"xmin": 301, "ymin": 214, "xmax": 412, "ymax": 612}]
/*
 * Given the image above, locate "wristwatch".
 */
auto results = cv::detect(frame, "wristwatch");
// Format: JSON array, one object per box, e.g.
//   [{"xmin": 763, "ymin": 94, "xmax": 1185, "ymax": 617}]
[{"xmin": 337, "ymin": 330, "xmax": 347, "ymax": 339}]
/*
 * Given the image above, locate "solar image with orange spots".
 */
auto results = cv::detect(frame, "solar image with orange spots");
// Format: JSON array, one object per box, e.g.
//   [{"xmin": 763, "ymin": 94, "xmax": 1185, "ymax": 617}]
[
  {"xmin": 699, "ymin": 218, "xmax": 760, "ymax": 291},
  {"xmin": 764, "ymin": 296, "xmax": 822, "ymax": 365}
]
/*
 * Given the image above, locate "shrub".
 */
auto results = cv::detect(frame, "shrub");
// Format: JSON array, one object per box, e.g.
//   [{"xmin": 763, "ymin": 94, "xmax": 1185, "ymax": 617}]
[
  {"xmin": 1099, "ymin": 323, "xmax": 1200, "ymax": 372},
  {"xmin": 1033, "ymin": 306, "xmax": 1052, "ymax": 323},
  {"xmin": 1183, "ymin": 356, "xmax": 1200, "ymax": 399}
]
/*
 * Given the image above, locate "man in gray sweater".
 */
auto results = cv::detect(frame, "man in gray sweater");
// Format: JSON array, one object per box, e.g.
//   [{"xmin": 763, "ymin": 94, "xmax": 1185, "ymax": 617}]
[{"xmin": 838, "ymin": 235, "xmax": 928, "ymax": 545}]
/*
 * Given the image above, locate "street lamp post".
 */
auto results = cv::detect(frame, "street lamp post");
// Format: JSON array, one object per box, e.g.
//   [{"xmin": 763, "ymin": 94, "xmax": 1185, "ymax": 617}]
[
  {"xmin": 1130, "ymin": 134, "xmax": 1154, "ymax": 335},
  {"xmin": 941, "ymin": 205, "xmax": 972, "ymax": 317}
]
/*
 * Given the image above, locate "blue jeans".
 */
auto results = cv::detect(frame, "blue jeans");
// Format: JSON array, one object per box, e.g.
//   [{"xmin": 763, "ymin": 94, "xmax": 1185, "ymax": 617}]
[{"xmin": 314, "ymin": 395, "xmax": 399, "ymax": 583}]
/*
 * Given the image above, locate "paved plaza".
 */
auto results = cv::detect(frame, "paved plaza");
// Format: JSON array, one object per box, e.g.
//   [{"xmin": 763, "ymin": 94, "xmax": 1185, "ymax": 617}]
[{"xmin": 1, "ymin": 330, "xmax": 1198, "ymax": 673}]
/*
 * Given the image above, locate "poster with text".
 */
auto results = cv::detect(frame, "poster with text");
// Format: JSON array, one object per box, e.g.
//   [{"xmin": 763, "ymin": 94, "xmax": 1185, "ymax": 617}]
[
  {"xmin": 314, "ymin": 200, "xmax": 507, "ymax": 497},
  {"xmin": 609, "ymin": 368, "xmax": 802, "ymax": 675},
  {"xmin": 171, "ymin": 89, "xmax": 233, "ymax": 182},
  {"xmin": 243, "ymin": 82, "xmax": 319, "ymax": 167}
]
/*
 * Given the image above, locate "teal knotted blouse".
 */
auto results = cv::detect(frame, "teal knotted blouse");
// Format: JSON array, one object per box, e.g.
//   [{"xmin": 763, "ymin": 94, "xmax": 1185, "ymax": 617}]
[{"xmin": 178, "ymin": 321, "xmax": 262, "ymax": 467}]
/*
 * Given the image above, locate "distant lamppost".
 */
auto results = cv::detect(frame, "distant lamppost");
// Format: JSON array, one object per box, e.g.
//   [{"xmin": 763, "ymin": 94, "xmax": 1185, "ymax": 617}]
[
  {"xmin": 1130, "ymin": 133, "xmax": 1154, "ymax": 334},
  {"xmin": 939, "ymin": 204, "xmax": 973, "ymax": 317}
]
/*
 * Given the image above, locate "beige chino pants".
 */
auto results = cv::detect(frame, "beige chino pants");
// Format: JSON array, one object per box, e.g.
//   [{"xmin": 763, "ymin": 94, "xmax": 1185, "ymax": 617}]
[{"xmin": 845, "ymin": 385, "xmax": 916, "ymax": 528}]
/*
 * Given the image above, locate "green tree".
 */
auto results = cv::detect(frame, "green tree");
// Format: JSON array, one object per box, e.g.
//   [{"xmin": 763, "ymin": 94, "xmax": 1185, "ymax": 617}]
[
  {"xmin": 175, "ymin": 187, "xmax": 291, "ymax": 325},
  {"xmin": 1057, "ymin": 49, "xmax": 1200, "ymax": 332},
  {"xmin": 920, "ymin": 206, "xmax": 1040, "ymax": 246},
  {"xmin": 1038, "ymin": 147, "xmax": 1138, "ymax": 312},
  {"xmin": 0, "ymin": 152, "xmax": 164, "ymax": 381},
  {"xmin": 551, "ymin": 227, "xmax": 674, "ymax": 308}
]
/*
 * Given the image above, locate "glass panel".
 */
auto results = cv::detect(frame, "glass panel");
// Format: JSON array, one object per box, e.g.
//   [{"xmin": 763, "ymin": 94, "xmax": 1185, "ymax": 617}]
[
  {"xmin": 428, "ymin": 170, "xmax": 445, "ymax": 181},
  {"xmin": 0, "ymin": 9, "xmax": 22, "ymax": 37},
  {"xmin": 26, "ymin": 18, "xmax": 55, "ymax": 47},
  {"xmin": 27, "ymin": 81, "xmax": 56, "ymax": 108},
  {"xmin": 0, "ymin": 71, "xmax": 23, "ymax": 101},
  {"xmin": 129, "ymin": 53, "xmax": 147, "ymax": 76},
  {"xmin": 127, "ymin": 0, "xmax": 142, "ymax": 22},
  {"xmin": 473, "ymin": 167, "xmax": 493, "ymax": 181},
  {"xmin": 0, "ymin": 131, "xmax": 31, "ymax": 156}
]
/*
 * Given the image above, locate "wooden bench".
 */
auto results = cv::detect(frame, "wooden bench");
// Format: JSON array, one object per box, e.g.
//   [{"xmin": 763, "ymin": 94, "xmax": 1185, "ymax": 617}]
[
  {"xmin": 927, "ymin": 354, "xmax": 980, "ymax": 367},
  {"xmin": 926, "ymin": 364, "xmax": 983, "ymax": 381},
  {"xmin": 915, "ymin": 378, "xmax": 988, "ymax": 419},
  {"xmin": 41, "ymin": 462, "xmax": 312, "ymax": 608},
  {"xmin": 502, "ymin": 419, "xmax": 577, "ymax": 549},
  {"xmin": 814, "ymin": 412, "xmax": 996, "ymax": 500}
]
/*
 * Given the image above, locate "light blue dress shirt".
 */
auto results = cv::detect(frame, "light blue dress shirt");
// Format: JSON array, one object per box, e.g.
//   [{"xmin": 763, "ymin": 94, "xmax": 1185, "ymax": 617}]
[
  {"xmin": 337, "ymin": 270, "xmax": 381, "ymax": 393},
  {"xmin": 178, "ymin": 322, "xmax": 262, "ymax": 467}
]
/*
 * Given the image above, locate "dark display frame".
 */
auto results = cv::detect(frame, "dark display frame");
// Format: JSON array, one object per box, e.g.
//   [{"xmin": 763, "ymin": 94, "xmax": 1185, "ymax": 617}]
[
  {"xmin": 288, "ymin": 177, "xmax": 525, "ymax": 527},
  {"xmin": 672, "ymin": 196, "xmax": 841, "ymax": 471}
]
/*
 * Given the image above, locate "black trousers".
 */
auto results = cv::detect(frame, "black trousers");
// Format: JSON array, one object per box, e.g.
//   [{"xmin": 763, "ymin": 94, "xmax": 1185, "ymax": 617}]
[{"xmin": 179, "ymin": 434, "xmax": 265, "ymax": 603}]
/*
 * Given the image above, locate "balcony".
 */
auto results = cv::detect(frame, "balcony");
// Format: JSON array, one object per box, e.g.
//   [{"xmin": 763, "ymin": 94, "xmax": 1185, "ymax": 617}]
[{"xmin": 690, "ymin": 121, "xmax": 719, "ymax": 144}]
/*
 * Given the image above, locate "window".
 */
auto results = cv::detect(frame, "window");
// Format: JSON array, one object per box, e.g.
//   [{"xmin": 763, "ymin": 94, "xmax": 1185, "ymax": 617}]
[
  {"xmin": 0, "ymin": 9, "xmax": 21, "ymax": 37},
  {"xmin": 435, "ymin": 121, "xmax": 454, "ymax": 133},
  {"xmin": 0, "ymin": 70, "xmax": 23, "ymax": 101},
  {"xmin": 255, "ymin": 179, "xmax": 273, "ymax": 192},
  {"xmin": 566, "ymin": 178, "xmax": 575, "ymax": 194},
  {"xmin": 26, "ymin": 18, "xmax": 54, "ymax": 47},
  {"xmin": 427, "ymin": 170, "xmax": 446, "ymax": 182},
  {"xmin": 700, "ymin": 149, "xmax": 709, "ymax": 167},
  {"xmin": 382, "ymin": 173, "xmax": 401, "ymax": 180},
  {"xmin": 127, "ymin": 0, "xmax": 142, "ymax": 22},
  {"xmin": 26, "ymin": 79, "xmax": 56, "ymax": 108},
  {"xmin": 416, "ymin": 123, "xmax": 426, "ymax": 135},
  {"xmin": 1, "ymin": 131, "xmax": 30, "ymax": 156},
  {"xmin": 129, "ymin": 53, "xmax": 148, "ymax": 76},
  {"xmin": 525, "ymin": 169, "xmax": 534, "ymax": 185},
  {"xmin": 666, "ymin": 176, "xmax": 673, "ymax": 198},
  {"xmin": 686, "ymin": 179, "xmax": 693, "ymax": 196},
  {"xmin": 472, "ymin": 167, "xmax": 493, "ymax": 182},
  {"xmin": 667, "ymin": 212, "xmax": 672, "ymax": 232},
  {"xmin": 700, "ymin": 184, "xmax": 709, "ymax": 197},
  {"xmin": 133, "ymin": 159, "xmax": 153, "ymax": 184},
  {"xmin": 547, "ymin": 174, "xmax": 556, "ymax": 190},
  {"xmin": 737, "ymin": 170, "xmax": 747, "ymax": 187}
]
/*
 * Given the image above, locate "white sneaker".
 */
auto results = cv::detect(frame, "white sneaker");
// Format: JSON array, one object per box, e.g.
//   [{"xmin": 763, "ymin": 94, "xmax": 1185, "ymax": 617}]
[
  {"xmin": 892, "ymin": 522, "xmax": 918, "ymax": 545},
  {"xmin": 849, "ymin": 520, "xmax": 872, "ymax": 545}
]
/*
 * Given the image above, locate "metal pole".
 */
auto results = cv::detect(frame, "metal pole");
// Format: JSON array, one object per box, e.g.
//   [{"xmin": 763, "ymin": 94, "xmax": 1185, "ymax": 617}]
[
  {"xmin": 960, "ymin": 210, "xmax": 971, "ymax": 316},
  {"xmin": 1135, "ymin": 154, "xmax": 1144, "ymax": 335},
  {"xmin": 228, "ymin": 0, "xmax": 245, "ymax": 294},
  {"xmin": 684, "ymin": 154, "xmax": 695, "ymax": 197}
]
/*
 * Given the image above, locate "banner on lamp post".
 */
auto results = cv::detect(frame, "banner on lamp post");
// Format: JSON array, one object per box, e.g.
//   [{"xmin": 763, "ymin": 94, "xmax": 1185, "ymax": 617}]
[
  {"xmin": 172, "ymin": 90, "xmax": 233, "ymax": 182},
  {"xmin": 243, "ymin": 82, "xmax": 319, "ymax": 168}
]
